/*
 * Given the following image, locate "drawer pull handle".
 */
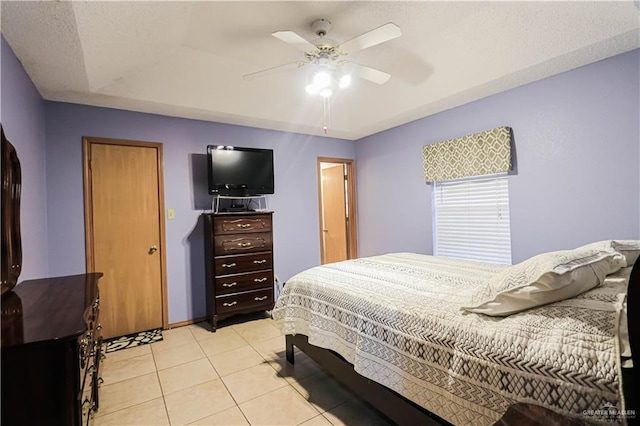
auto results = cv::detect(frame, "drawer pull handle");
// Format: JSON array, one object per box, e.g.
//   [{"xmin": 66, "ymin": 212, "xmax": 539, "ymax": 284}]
[
  {"xmin": 223, "ymin": 282, "xmax": 237, "ymax": 287},
  {"xmin": 82, "ymin": 398, "xmax": 92, "ymax": 414},
  {"xmin": 238, "ymin": 242, "xmax": 252, "ymax": 247},
  {"xmin": 253, "ymin": 259, "xmax": 267, "ymax": 264},
  {"xmin": 254, "ymin": 277, "xmax": 267, "ymax": 283},
  {"xmin": 222, "ymin": 263, "xmax": 236, "ymax": 268},
  {"xmin": 223, "ymin": 301, "xmax": 238, "ymax": 307},
  {"xmin": 237, "ymin": 223, "xmax": 251, "ymax": 228},
  {"xmin": 254, "ymin": 296, "xmax": 268, "ymax": 301}
]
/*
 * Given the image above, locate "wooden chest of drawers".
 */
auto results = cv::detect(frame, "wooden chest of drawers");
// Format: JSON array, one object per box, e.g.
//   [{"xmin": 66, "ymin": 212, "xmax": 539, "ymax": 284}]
[
  {"xmin": 1, "ymin": 273, "xmax": 103, "ymax": 426},
  {"xmin": 204, "ymin": 212, "xmax": 275, "ymax": 330}
]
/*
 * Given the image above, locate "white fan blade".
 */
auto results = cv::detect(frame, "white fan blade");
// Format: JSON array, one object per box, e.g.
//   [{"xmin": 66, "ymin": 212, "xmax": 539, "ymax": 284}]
[
  {"xmin": 339, "ymin": 23, "xmax": 401, "ymax": 55},
  {"xmin": 243, "ymin": 62, "xmax": 306, "ymax": 81},
  {"xmin": 346, "ymin": 62, "xmax": 391, "ymax": 84},
  {"xmin": 272, "ymin": 31, "xmax": 317, "ymax": 53}
]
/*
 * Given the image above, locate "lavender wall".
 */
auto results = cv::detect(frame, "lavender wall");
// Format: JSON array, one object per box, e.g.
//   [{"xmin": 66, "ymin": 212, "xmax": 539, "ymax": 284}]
[
  {"xmin": 355, "ymin": 49, "xmax": 640, "ymax": 263},
  {"xmin": 0, "ymin": 36, "xmax": 48, "ymax": 280},
  {"xmin": 44, "ymin": 102, "xmax": 354, "ymax": 323},
  {"xmin": 5, "ymin": 27, "xmax": 638, "ymax": 324}
]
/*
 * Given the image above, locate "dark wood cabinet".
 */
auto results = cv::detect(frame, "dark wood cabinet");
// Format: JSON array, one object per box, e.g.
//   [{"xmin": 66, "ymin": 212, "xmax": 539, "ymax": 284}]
[
  {"xmin": 1, "ymin": 273, "xmax": 103, "ymax": 426},
  {"xmin": 204, "ymin": 212, "xmax": 275, "ymax": 330},
  {"xmin": 1, "ymin": 125, "xmax": 22, "ymax": 295}
]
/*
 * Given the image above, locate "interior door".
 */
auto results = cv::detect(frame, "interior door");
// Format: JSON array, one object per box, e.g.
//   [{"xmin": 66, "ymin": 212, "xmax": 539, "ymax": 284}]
[
  {"xmin": 321, "ymin": 164, "xmax": 348, "ymax": 264},
  {"xmin": 84, "ymin": 139, "xmax": 167, "ymax": 339}
]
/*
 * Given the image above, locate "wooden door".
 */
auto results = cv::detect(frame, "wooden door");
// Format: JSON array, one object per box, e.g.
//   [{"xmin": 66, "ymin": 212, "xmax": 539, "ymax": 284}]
[
  {"xmin": 84, "ymin": 138, "xmax": 167, "ymax": 339},
  {"xmin": 321, "ymin": 164, "xmax": 348, "ymax": 264}
]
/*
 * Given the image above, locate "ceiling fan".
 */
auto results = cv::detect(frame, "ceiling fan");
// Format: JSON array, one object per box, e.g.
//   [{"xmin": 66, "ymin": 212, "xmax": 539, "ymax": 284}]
[{"xmin": 243, "ymin": 19, "xmax": 402, "ymax": 97}]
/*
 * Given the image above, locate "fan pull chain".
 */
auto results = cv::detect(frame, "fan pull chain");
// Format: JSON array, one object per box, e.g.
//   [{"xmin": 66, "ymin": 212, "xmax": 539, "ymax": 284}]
[{"xmin": 323, "ymin": 96, "xmax": 330, "ymax": 134}]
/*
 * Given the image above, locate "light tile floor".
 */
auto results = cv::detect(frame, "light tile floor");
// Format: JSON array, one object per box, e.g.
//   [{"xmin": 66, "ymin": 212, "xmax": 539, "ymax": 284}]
[{"xmin": 93, "ymin": 313, "xmax": 391, "ymax": 425}]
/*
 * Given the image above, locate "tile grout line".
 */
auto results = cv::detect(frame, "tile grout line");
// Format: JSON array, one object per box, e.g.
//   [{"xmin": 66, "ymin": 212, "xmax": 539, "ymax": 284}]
[
  {"xmin": 136, "ymin": 321, "xmax": 341, "ymax": 426},
  {"xmin": 249, "ymin": 332, "xmax": 349, "ymax": 425},
  {"xmin": 95, "ymin": 323, "xmax": 297, "ymax": 425},
  {"xmin": 91, "ymin": 397, "xmax": 166, "ymax": 425},
  {"xmin": 189, "ymin": 324, "xmax": 255, "ymax": 426},
  {"xmin": 149, "ymin": 340, "xmax": 172, "ymax": 425},
  {"xmin": 191, "ymin": 323, "xmax": 302, "ymax": 426},
  {"xmin": 93, "ymin": 359, "xmax": 160, "ymax": 420},
  {"xmin": 98, "ymin": 352, "xmax": 155, "ymax": 386}
]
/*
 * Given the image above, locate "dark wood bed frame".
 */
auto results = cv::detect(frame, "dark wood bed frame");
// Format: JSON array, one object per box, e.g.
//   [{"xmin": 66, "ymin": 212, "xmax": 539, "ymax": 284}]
[{"xmin": 285, "ymin": 261, "xmax": 640, "ymax": 426}]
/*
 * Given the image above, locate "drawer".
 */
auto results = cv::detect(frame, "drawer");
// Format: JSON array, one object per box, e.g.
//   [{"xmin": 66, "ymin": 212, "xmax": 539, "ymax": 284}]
[
  {"xmin": 214, "ymin": 232, "xmax": 271, "ymax": 255},
  {"xmin": 78, "ymin": 330, "xmax": 94, "ymax": 369},
  {"xmin": 216, "ymin": 288, "xmax": 274, "ymax": 315},
  {"xmin": 84, "ymin": 297, "xmax": 100, "ymax": 325},
  {"xmin": 214, "ymin": 252, "xmax": 272, "ymax": 276},
  {"xmin": 215, "ymin": 270, "xmax": 273, "ymax": 296},
  {"xmin": 214, "ymin": 215, "xmax": 272, "ymax": 235}
]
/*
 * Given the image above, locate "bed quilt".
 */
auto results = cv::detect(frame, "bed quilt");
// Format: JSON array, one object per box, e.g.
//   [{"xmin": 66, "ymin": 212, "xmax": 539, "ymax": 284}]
[{"xmin": 272, "ymin": 253, "xmax": 627, "ymax": 425}]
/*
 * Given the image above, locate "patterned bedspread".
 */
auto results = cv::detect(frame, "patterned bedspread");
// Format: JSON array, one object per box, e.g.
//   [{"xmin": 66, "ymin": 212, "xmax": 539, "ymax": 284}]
[{"xmin": 272, "ymin": 253, "xmax": 627, "ymax": 425}]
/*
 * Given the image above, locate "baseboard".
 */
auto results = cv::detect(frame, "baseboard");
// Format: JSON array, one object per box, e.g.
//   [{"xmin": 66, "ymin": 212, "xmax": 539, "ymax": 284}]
[{"xmin": 167, "ymin": 316, "xmax": 207, "ymax": 329}]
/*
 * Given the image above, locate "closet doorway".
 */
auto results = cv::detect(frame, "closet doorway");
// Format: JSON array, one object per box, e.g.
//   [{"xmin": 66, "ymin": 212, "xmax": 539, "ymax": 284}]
[
  {"xmin": 317, "ymin": 157, "xmax": 358, "ymax": 264},
  {"xmin": 83, "ymin": 137, "xmax": 168, "ymax": 339}
]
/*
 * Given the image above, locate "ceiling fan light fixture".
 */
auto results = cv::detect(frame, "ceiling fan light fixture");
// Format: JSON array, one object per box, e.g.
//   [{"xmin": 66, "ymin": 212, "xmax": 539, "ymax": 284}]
[
  {"xmin": 319, "ymin": 88, "xmax": 333, "ymax": 98},
  {"xmin": 339, "ymin": 74, "xmax": 352, "ymax": 89},
  {"xmin": 305, "ymin": 83, "xmax": 320, "ymax": 95},
  {"xmin": 250, "ymin": 19, "xmax": 401, "ymax": 133},
  {"xmin": 313, "ymin": 70, "xmax": 332, "ymax": 89}
]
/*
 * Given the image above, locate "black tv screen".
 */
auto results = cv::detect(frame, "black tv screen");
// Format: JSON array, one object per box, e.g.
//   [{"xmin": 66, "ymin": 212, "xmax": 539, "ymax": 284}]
[{"xmin": 207, "ymin": 145, "xmax": 274, "ymax": 196}]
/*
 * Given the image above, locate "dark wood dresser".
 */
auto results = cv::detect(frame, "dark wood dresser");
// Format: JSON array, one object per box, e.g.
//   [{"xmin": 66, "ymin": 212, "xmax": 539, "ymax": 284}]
[
  {"xmin": 1, "ymin": 273, "xmax": 103, "ymax": 426},
  {"xmin": 204, "ymin": 212, "xmax": 274, "ymax": 330}
]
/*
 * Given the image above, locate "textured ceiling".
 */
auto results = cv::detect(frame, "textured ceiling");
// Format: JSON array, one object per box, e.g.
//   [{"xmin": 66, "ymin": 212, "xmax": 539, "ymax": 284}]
[{"xmin": 2, "ymin": 1, "xmax": 639, "ymax": 140}]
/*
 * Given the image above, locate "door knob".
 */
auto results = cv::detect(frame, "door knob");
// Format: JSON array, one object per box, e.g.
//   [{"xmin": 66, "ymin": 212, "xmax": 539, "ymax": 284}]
[{"xmin": 149, "ymin": 245, "xmax": 158, "ymax": 254}]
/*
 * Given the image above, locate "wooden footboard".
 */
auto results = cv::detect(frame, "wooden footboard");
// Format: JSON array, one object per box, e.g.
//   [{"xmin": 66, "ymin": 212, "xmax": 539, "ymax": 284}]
[
  {"xmin": 624, "ymin": 263, "xmax": 639, "ymax": 425},
  {"xmin": 285, "ymin": 334, "xmax": 446, "ymax": 426}
]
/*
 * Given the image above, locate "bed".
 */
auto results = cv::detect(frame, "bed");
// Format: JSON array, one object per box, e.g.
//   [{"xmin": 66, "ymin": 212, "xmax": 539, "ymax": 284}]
[{"xmin": 272, "ymin": 250, "xmax": 639, "ymax": 425}]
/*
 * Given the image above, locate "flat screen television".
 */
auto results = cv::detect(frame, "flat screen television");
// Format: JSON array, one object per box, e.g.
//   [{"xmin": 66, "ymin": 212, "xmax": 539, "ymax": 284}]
[{"xmin": 207, "ymin": 145, "xmax": 274, "ymax": 196}]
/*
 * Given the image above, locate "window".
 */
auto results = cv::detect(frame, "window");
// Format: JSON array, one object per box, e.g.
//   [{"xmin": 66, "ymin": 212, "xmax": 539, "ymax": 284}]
[{"xmin": 433, "ymin": 174, "xmax": 512, "ymax": 264}]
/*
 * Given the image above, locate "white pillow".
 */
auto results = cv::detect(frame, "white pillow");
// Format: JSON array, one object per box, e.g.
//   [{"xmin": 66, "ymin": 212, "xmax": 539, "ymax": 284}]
[
  {"xmin": 462, "ymin": 249, "xmax": 614, "ymax": 317},
  {"xmin": 610, "ymin": 240, "xmax": 640, "ymax": 266},
  {"xmin": 576, "ymin": 240, "xmax": 627, "ymax": 274}
]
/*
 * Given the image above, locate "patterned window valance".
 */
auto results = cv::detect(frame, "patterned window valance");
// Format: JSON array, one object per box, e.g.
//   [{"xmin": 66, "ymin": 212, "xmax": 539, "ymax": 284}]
[{"xmin": 423, "ymin": 126, "xmax": 512, "ymax": 183}]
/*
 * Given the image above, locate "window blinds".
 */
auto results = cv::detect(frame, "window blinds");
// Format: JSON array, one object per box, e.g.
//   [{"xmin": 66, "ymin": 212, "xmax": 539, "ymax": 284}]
[{"xmin": 433, "ymin": 174, "xmax": 512, "ymax": 264}]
